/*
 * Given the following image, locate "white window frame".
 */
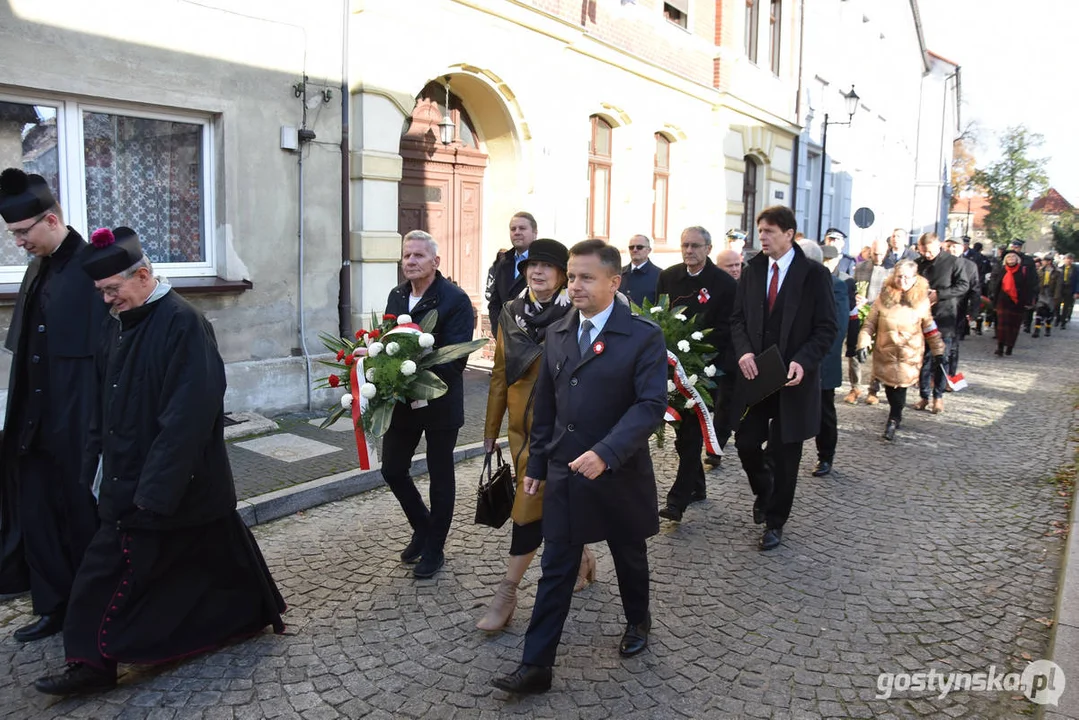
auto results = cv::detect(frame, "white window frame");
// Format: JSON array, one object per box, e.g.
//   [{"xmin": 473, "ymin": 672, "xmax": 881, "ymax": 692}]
[{"xmin": 0, "ymin": 91, "xmax": 216, "ymax": 285}]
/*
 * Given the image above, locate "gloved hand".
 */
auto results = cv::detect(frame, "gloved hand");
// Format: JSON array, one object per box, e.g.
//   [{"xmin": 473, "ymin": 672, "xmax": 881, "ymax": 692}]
[
  {"xmin": 855, "ymin": 348, "xmax": 869, "ymax": 364},
  {"xmin": 933, "ymin": 355, "xmax": 945, "ymax": 370}
]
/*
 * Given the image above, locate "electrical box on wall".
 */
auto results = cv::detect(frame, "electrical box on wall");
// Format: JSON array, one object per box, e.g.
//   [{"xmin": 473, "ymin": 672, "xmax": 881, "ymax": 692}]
[{"xmin": 280, "ymin": 126, "xmax": 298, "ymax": 151}]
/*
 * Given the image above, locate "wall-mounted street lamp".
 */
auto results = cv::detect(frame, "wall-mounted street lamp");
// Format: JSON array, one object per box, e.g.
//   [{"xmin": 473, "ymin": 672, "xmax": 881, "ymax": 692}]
[
  {"xmin": 816, "ymin": 85, "xmax": 860, "ymax": 240},
  {"xmin": 438, "ymin": 76, "xmax": 455, "ymax": 146}
]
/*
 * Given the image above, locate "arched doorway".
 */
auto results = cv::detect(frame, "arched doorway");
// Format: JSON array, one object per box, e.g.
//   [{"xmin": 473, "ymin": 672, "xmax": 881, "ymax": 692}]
[{"xmin": 398, "ymin": 81, "xmax": 488, "ymax": 309}]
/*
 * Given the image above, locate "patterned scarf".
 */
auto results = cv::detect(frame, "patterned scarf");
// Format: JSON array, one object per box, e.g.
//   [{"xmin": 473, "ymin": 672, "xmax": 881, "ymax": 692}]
[{"xmin": 508, "ymin": 285, "xmax": 572, "ymax": 343}]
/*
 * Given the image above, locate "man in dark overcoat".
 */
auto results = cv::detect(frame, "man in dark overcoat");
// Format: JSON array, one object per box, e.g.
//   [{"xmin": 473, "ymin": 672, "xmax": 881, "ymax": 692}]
[
  {"xmin": 944, "ymin": 238, "xmax": 982, "ymax": 372},
  {"xmin": 731, "ymin": 206, "xmax": 837, "ymax": 551},
  {"xmin": 0, "ymin": 168, "xmax": 104, "ymax": 642},
  {"xmin": 813, "ymin": 243, "xmax": 852, "ymax": 478},
  {"xmin": 492, "ymin": 240, "xmax": 667, "ymax": 695},
  {"xmin": 484, "ymin": 211, "xmax": 536, "ymax": 336},
  {"xmin": 1008, "ymin": 239, "xmax": 1039, "ymax": 333},
  {"xmin": 619, "ymin": 233, "xmax": 660, "ymax": 305},
  {"xmin": 34, "ymin": 226, "xmax": 284, "ymax": 695},
  {"xmin": 915, "ymin": 233, "xmax": 969, "ymax": 413},
  {"xmin": 655, "ymin": 226, "xmax": 736, "ymax": 521},
  {"xmin": 382, "ymin": 230, "xmax": 474, "ymax": 579}
]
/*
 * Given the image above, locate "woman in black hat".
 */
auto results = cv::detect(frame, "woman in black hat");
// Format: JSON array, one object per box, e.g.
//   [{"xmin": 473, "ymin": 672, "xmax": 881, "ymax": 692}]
[{"xmin": 478, "ymin": 239, "xmax": 596, "ymax": 631}]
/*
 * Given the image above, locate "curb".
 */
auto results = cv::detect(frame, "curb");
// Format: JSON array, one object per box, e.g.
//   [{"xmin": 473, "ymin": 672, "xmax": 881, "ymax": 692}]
[
  {"xmin": 235, "ymin": 439, "xmax": 497, "ymax": 527},
  {"xmin": 1040, "ymin": 397, "xmax": 1079, "ymax": 720}
]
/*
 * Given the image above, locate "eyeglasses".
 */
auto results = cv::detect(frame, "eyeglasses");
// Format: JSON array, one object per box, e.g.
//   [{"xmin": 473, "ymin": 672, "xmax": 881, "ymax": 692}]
[
  {"xmin": 628, "ymin": 245, "xmax": 648, "ymax": 251},
  {"xmin": 97, "ymin": 279, "xmax": 128, "ymax": 298},
  {"xmin": 6, "ymin": 213, "xmax": 48, "ymax": 240}
]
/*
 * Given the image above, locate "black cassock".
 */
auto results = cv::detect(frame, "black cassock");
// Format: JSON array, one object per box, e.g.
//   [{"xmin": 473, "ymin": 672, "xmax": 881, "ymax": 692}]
[{"xmin": 64, "ymin": 287, "xmax": 284, "ymax": 670}]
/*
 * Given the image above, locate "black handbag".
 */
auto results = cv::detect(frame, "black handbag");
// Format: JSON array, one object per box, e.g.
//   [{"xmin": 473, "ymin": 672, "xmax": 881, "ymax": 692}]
[{"xmin": 475, "ymin": 447, "xmax": 515, "ymax": 528}]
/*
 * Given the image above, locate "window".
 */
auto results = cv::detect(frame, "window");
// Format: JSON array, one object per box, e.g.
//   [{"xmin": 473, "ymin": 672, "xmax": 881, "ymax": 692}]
[
  {"xmin": 0, "ymin": 94, "xmax": 215, "ymax": 283},
  {"xmin": 586, "ymin": 116, "xmax": 612, "ymax": 240},
  {"xmin": 653, "ymin": 134, "xmax": 670, "ymax": 244},
  {"xmin": 663, "ymin": 1, "xmax": 689, "ymax": 29},
  {"xmin": 741, "ymin": 156, "xmax": 759, "ymax": 246},
  {"xmin": 769, "ymin": 0, "xmax": 782, "ymax": 74},
  {"xmin": 745, "ymin": 0, "xmax": 760, "ymax": 63}
]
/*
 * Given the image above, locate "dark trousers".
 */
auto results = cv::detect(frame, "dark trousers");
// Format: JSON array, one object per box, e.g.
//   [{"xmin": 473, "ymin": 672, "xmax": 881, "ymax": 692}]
[
  {"xmin": 18, "ymin": 450, "xmax": 97, "ymax": 616},
  {"xmin": 919, "ymin": 337, "xmax": 954, "ymax": 400},
  {"xmin": 667, "ymin": 417, "xmax": 705, "ymax": 511},
  {"xmin": 735, "ymin": 397, "xmax": 803, "ymax": 530},
  {"xmin": 1024, "ymin": 307, "xmax": 1034, "ymax": 331},
  {"xmin": 711, "ymin": 374, "xmax": 735, "ymax": 451},
  {"xmin": 815, "ymin": 389, "xmax": 837, "ymax": 463},
  {"xmin": 522, "ymin": 537, "xmax": 649, "ymax": 668},
  {"xmin": 380, "ymin": 425, "xmax": 459, "ymax": 558},
  {"xmin": 1059, "ymin": 297, "xmax": 1074, "ymax": 326},
  {"xmin": 884, "ymin": 386, "xmax": 907, "ymax": 423},
  {"xmin": 947, "ymin": 334, "xmax": 961, "ymax": 376}
]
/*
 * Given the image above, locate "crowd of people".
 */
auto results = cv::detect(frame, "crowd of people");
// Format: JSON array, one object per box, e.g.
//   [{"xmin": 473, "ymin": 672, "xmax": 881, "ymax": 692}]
[{"xmin": 1, "ymin": 160, "xmax": 1075, "ymax": 698}]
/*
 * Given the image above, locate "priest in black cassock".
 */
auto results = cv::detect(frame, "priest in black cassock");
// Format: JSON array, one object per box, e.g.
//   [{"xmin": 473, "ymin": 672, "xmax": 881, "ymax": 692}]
[
  {"xmin": 0, "ymin": 168, "xmax": 104, "ymax": 642},
  {"xmin": 34, "ymin": 226, "xmax": 285, "ymax": 696}
]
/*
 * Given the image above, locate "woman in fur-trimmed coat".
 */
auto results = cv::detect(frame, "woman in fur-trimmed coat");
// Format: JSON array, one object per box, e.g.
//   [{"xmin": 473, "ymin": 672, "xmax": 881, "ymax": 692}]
[{"xmin": 857, "ymin": 260, "xmax": 946, "ymax": 441}]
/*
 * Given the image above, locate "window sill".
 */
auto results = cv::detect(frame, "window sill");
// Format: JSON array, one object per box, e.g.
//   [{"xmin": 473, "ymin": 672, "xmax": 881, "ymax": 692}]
[{"xmin": 0, "ymin": 276, "xmax": 252, "ymax": 304}]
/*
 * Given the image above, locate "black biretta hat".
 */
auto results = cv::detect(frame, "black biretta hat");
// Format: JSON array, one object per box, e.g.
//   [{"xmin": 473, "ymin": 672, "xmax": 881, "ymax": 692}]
[
  {"xmin": 518, "ymin": 238, "xmax": 569, "ymax": 274},
  {"xmin": 0, "ymin": 168, "xmax": 57, "ymax": 223},
  {"xmin": 83, "ymin": 226, "xmax": 145, "ymax": 281}
]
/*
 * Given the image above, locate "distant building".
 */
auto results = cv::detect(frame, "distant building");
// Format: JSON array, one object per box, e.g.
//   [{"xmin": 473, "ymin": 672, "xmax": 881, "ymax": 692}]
[{"xmin": 1033, "ymin": 188, "xmax": 1075, "ymax": 253}]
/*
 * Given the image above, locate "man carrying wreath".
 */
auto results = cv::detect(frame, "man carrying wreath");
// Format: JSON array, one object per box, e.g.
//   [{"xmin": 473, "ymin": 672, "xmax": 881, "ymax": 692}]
[{"xmin": 381, "ymin": 230, "xmax": 474, "ymax": 579}]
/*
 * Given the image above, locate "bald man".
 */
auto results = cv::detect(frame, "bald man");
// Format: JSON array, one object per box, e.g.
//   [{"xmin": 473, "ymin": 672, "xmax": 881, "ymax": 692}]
[{"xmin": 716, "ymin": 249, "xmax": 743, "ymax": 282}]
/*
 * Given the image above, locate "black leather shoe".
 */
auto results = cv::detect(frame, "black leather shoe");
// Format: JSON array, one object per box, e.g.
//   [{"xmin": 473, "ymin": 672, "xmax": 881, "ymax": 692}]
[
  {"xmin": 491, "ymin": 664, "xmax": 552, "ymax": 694},
  {"xmin": 688, "ymin": 490, "xmax": 707, "ymax": 504},
  {"xmin": 399, "ymin": 531, "xmax": 426, "ymax": 564},
  {"xmin": 704, "ymin": 454, "xmax": 722, "ymax": 469},
  {"xmin": 759, "ymin": 527, "xmax": 783, "ymax": 551},
  {"xmin": 34, "ymin": 663, "xmax": 117, "ymax": 696},
  {"xmin": 658, "ymin": 504, "xmax": 683, "ymax": 522},
  {"xmin": 619, "ymin": 616, "xmax": 651, "ymax": 657},
  {"xmin": 413, "ymin": 551, "xmax": 444, "ymax": 579},
  {"xmin": 811, "ymin": 460, "xmax": 832, "ymax": 477},
  {"xmin": 752, "ymin": 499, "xmax": 765, "ymax": 525},
  {"xmin": 882, "ymin": 419, "xmax": 898, "ymax": 442},
  {"xmin": 14, "ymin": 613, "xmax": 64, "ymax": 643}
]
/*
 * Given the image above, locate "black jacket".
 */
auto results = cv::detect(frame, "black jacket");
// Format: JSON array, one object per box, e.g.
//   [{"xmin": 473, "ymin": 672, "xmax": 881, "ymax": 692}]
[
  {"xmin": 386, "ymin": 271, "xmax": 474, "ymax": 430},
  {"xmin": 882, "ymin": 247, "xmax": 920, "ymax": 269},
  {"xmin": 656, "ymin": 258, "xmax": 738, "ymax": 372},
  {"xmin": 484, "ymin": 250, "xmax": 527, "ymax": 336},
  {"xmin": 730, "ymin": 243, "xmax": 838, "ymax": 443},
  {"xmin": 916, "ymin": 252, "xmax": 970, "ymax": 339},
  {"xmin": 83, "ymin": 289, "xmax": 236, "ymax": 529},
  {"xmin": 526, "ymin": 302, "xmax": 667, "ymax": 545},
  {"xmin": 619, "ymin": 261, "xmax": 660, "ymax": 305}
]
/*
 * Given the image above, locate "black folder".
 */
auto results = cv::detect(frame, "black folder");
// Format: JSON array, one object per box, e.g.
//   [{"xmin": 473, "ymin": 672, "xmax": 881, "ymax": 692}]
[{"xmin": 742, "ymin": 345, "xmax": 788, "ymax": 408}]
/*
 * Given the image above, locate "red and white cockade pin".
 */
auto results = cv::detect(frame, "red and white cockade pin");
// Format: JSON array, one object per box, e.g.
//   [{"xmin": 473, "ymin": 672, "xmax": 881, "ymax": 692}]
[
  {"xmin": 698, "ymin": 288, "xmax": 711, "ymax": 304},
  {"xmin": 592, "ymin": 341, "xmax": 605, "ymax": 355}
]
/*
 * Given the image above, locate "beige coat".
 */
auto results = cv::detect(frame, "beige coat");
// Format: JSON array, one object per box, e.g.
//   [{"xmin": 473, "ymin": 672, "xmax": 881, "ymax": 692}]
[{"xmin": 857, "ymin": 275, "xmax": 946, "ymax": 388}]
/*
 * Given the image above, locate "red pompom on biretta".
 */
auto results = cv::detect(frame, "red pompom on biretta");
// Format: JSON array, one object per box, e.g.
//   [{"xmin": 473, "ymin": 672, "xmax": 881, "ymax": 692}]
[{"xmin": 91, "ymin": 227, "xmax": 116, "ymax": 248}]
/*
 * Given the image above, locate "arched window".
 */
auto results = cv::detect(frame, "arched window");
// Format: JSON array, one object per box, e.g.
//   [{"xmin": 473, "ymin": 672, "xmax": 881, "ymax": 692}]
[
  {"xmin": 653, "ymin": 134, "xmax": 671, "ymax": 244},
  {"xmin": 741, "ymin": 156, "xmax": 759, "ymax": 245},
  {"xmin": 587, "ymin": 116, "xmax": 613, "ymax": 240}
]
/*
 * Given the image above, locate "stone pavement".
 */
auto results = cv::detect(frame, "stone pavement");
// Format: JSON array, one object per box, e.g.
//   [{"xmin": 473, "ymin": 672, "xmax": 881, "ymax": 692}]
[{"xmin": 0, "ymin": 327, "xmax": 1076, "ymax": 719}]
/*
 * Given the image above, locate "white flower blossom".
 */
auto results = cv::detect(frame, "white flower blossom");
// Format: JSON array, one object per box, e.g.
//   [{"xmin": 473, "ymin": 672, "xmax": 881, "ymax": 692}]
[
  {"xmin": 352, "ymin": 347, "xmax": 365, "ymax": 357},
  {"xmin": 674, "ymin": 313, "xmax": 688, "ymax": 322},
  {"xmin": 667, "ymin": 380, "xmax": 676, "ymax": 393},
  {"xmin": 684, "ymin": 397, "xmax": 696, "ymax": 409},
  {"xmin": 360, "ymin": 383, "xmax": 378, "ymax": 399},
  {"xmin": 677, "ymin": 339, "xmax": 690, "ymax": 353},
  {"xmin": 418, "ymin": 333, "xmax": 435, "ymax": 348},
  {"xmin": 385, "ymin": 342, "xmax": 400, "ymax": 356},
  {"xmin": 691, "ymin": 331, "xmax": 704, "ymax": 341},
  {"xmin": 704, "ymin": 364, "xmax": 717, "ymax": 377},
  {"xmin": 367, "ymin": 342, "xmax": 384, "ymax": 357},
  {"xmin": 649, "ymin": 306, "xmax": 663, "ymax": 314},
  {"xmin": 340, "ymin": 393, "xmax": 353, "ymax": 409},
  {"xmin": 396, "ymin": 314, "xmax": 413, "ymax": 325},
  {"xmin": 400, "ymin": 360, "xmax": 417, "ymax": 376},
  {"xmin": 365, "ymin": 368, "xmax": 376, "ymax": 382},
  {"xmin": 687, "ymin": 374, "xmax": 698, "ymax": 386}
]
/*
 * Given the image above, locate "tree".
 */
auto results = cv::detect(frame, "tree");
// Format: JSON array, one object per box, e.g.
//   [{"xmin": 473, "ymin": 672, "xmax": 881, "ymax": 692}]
[
  {"xmin": 950, "ymin": 121, "xmax": 979, "ymax": 209},
  {"xmin": 1053, "ymin": 210, "xmax": 1079, "ymax": 257},
  {"xmin": 972, "ymin": 126, "xmax": 1049, "ymax": 246}
]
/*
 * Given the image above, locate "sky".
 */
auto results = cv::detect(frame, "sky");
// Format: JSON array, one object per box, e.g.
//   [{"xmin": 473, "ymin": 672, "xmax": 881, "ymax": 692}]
[{"xmin": 918, "ymin": 0, "xmax": 1079, "ymax": 204}]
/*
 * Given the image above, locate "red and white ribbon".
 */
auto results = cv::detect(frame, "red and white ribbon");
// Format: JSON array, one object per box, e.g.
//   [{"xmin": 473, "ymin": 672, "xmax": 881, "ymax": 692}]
[
  {"xmin": 350, "ymin": 360, "xmax": 372, "ymax": 470},
  {"xmin": 667, "ymin": 351, "xmax": 721, "ymax": 456}
]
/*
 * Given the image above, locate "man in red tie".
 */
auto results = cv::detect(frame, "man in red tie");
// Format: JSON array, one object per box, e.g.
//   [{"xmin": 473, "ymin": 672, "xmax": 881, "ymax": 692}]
[{"xmin": 730, "ymin": 206, "xmax": 837, "ymax": 551}]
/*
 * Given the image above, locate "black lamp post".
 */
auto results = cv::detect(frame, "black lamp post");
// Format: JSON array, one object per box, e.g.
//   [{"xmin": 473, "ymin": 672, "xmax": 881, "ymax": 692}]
[{"xmin": 816, "ymin": 85, "xmax": 860, "ymax": 241}]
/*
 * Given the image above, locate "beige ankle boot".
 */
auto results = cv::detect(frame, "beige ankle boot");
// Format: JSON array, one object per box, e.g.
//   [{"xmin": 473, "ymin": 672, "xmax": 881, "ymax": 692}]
[{"xmin": 476, "ymin": 579, "xmax": 518, "ymax": 632}]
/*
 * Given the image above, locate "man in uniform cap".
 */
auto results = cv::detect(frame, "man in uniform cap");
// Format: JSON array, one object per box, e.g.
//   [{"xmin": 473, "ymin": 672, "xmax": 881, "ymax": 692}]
[
  {"xmin": 822, "ymin": 228, "xmax": 857, "ymax": 276},
  {"xmin": 1008, "ymin": 239, "xmax": 1039, "ymax": 333},
  {"xmin": 34, "ymin": 226, "xmax": 285, "ymax": 695},
  {"xmin": 0, "ymin": 168, "xmax": 105, "ymax": 642}
]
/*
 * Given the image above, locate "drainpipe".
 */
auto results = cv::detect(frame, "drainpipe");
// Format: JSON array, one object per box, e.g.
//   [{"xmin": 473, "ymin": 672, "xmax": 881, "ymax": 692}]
[
  {"xmin": 338, "ymin": 0, "xmax": 353, "ymax": 338},
  {"xmin": 297, "ymin": 77, "xmax": 314, "ymax": 411}
]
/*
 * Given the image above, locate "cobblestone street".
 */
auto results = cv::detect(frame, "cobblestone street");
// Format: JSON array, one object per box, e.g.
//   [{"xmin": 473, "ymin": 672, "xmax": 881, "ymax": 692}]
[{"xmin": 0, "ymin": 329, "xmax": 1075, "ymax": 719}]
